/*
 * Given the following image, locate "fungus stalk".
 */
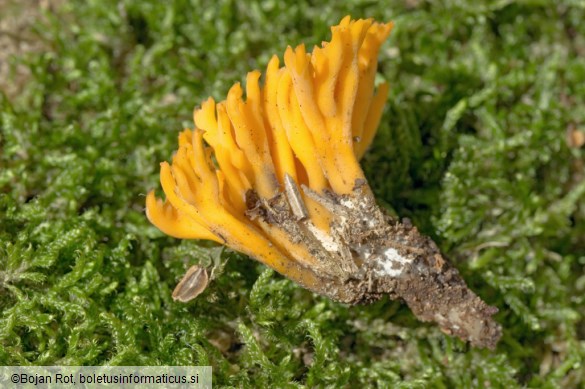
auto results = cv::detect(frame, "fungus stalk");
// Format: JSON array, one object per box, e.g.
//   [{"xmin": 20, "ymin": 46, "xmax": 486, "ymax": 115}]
[{"xmin": 146, "ymin": 17, "xmax": 502, "ymax": 349}]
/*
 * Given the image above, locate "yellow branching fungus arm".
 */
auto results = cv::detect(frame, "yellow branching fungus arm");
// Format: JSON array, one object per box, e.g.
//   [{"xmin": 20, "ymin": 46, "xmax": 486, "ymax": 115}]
[
  {"xmin": 263, "ymin": 56, "xmax": 298, "ymax": 185},
  {"xmin": 357, "ymin": 81, "xmax": 390, "ymax": 159},
  {"xmin": 145, "ymin": 192, "xmax": 220, "ymax": 241}
]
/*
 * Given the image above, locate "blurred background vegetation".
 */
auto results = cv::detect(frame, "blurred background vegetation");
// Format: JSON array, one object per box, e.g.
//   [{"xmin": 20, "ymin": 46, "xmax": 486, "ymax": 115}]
[{"xmin": 1, "ymin": 0, "xmax": 584, "ymax": 387}]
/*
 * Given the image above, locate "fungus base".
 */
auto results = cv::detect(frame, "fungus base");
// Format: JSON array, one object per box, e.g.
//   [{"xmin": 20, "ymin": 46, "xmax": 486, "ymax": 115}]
[{"xmin": 245, "ymin": 180, "xmax": 502, "ymax": 349}]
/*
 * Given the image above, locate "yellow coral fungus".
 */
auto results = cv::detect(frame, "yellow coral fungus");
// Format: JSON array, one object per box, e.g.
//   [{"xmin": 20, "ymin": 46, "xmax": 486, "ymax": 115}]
[
  {"xmin": 148, "ymin": 16, "xmax": 392, "ymax": 287},
  {"xmin": 146, "ymin": 17, "xmax": 502, "ymax": 349}
]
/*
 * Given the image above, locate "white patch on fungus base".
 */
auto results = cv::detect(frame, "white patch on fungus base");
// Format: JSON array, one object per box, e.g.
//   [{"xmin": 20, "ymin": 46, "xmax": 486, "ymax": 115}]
[
  {"xmin": 375, "ymin": 247, "xmax": 412, "ymax": 277},
  {"xmin": 306, "ymin": 223, "xmax": 341, "ymax": 252}
]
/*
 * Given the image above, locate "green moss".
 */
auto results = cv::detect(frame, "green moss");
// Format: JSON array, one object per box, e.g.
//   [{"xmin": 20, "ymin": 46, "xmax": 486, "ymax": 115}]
[{"xmin": 1, "ymin": 0, "xmax": 584, "ymax": 387}]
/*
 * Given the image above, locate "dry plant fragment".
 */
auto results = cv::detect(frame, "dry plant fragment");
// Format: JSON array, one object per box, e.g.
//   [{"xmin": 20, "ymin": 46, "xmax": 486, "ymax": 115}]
[
  {"xmin": 172, "ymin": 265, "xmax": 209, "ymax": 302},
  {"xmin": 146, "ymin": 16, "xmax": 502, "ymax": 348}
]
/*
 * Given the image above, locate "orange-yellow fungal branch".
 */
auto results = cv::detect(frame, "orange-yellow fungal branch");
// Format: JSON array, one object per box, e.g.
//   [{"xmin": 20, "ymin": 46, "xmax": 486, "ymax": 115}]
[{"xmin": 146, "ymin": 16, "xmax": 393, "ymax": 291}]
